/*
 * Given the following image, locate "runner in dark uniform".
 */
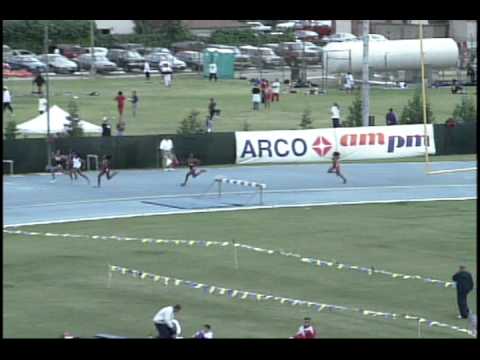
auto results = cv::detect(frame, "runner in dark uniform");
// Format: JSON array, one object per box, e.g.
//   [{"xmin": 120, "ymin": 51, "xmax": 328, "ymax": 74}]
[
  {"xmin": 47, "ymin": 150, "xmax": 69, "ymax": 183},
  {"xmin": 327, "ymin": 151, "xmax": 347, "ymax": 184},
  {"xmin": 96, "ymin": 155, "xmax": 118, "ymax": 187},
  {"xmin": 180, "ymin": 153, "xmax": 206, "ymax": 186}
]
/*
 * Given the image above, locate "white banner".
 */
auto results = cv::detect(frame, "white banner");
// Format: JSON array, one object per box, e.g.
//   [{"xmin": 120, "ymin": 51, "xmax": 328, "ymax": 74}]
[{"xmin": 236, "ymin": 124, "xmax": 436, "ymax": 164}]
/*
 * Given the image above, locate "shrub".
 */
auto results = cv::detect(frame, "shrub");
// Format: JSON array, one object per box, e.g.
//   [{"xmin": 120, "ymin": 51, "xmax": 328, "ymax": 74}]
[
  {"xmin": 400, "ymin": 87, "xmax": 435, "ymax": 124},
  {"xmin": 4, "ymin": 120, "xmax": 20, "ymax": 140},
  {"xmin": 346, "ymin": 93, "xmax": 363, "ymax": 127},
  {"xmin": 452, "ymin": 96, "xmax": 476, "ymax": 123},
  {"xmin": 177, "ymin": 110, "xmax": 204, "ymax": 135},
  {"xmin": 299, "ymin": 108, "xmax": 314, "ymax": 129}
]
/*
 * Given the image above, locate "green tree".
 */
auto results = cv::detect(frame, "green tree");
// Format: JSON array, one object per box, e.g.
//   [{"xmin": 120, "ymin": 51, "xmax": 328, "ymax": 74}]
[
  {"xmin": 299, "ymin": 108, "xmax": 314, "ymax": 129},
  {"xmin": 346, "ymin": 93, "xmax": 363, "ymax": 127},
  {"xmin": 400, "ymin": 87, "xmax": 435, "ymax": 124},
  {"xmin": 177, "ymin": 110, "xmax": 204, "ymax": 135},
  {"xmin": 66, "ymin": 97, "xmax": 84, "ymax": 137},
  {"xmin": 4, "ymin": 120, "xmax": 20, "ymax": 140},
  {"xmin": 452, "ymin": 96, "xmax": 477, "ymax": 123}
]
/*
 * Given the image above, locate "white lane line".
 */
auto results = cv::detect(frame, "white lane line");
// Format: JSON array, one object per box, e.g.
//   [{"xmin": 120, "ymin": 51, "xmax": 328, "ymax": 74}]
[
  {"xmin": 4, "ymin": 183, "xmax": 475, "ymax": 209},
  {"xmin": 3, "ymin": 197, "xmax": 476, "ymax": 228}
]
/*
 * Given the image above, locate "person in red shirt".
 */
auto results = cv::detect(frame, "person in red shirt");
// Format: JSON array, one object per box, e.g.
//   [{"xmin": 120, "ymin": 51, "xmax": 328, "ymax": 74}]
[
  {"xmin": 180, "ymin": 153, "xmax": 206, "ymax": 186},
  {"xmin": 293, "ymin": 317, "xmax": 317, "ymax": 339},
  {"xmin": 114, "ymin": 91, "xmax": 126, "ymax": 121},
  {"xmin": 327, "ymin": 151, "xmax": 347, "ymax": 184}
]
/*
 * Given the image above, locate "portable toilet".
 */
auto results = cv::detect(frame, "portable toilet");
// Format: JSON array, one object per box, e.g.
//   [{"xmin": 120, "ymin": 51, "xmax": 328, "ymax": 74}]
[{"xmin": 203, "ymin": 48, "xmax": 234, "ymax": 79}]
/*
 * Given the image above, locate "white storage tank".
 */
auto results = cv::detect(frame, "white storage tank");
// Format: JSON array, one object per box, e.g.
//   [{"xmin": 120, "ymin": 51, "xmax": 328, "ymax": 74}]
[{"xmin": 323, "ymin": 38, "xmax": 459, "ymax": 74}]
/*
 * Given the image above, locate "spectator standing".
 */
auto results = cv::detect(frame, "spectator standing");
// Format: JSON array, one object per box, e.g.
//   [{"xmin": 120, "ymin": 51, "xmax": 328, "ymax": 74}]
[
  {"xmin": 209, "ymin": 62, "xmax": 218, "ymax": 82},
  {"xmin": 344, "ymin": 72, "xmax": 354, "ymax": 94},
  {"xmin": 101, "ymin": 117, "xmax": 112, "ymax": 137},
  {"xmin": 452, "ymin": 265, "xmax": 474, "ymax": 319},
  {"xmin": 252, "ymin": 86, "xmax": 261, "ymax": 111},
  {"xmin": 208, "ymin": 98, "xmax": 217, "ymax": 121},
  {"xmin": 206, "ymin": 115, "xmax": 213, "ymax": 133},
  {"xmin": 159, "ymin": 138, "xmax": 177, "ymax": 171},
  {"xmin": 264, "ymin": 82, "xmax": 272, "ymax": 110},
  {"xmin": 271, "ymin": 78, "xmax": 281, "ymax": 102},
  {"xmin": 193, "ymin": 324, "xmax": 213, "ymax": 339},
  {"xmin": 330, "ymin": 103, "xmax": 341, "ymax": 128},
  {"xmin": 144, "ymin": 61, "xmax": 151, "ymax": 81},
  {"xmin": 3, "ymin": 86, "xmax": 14, "ymax": 114},
  {"xmin": 292, "ymin": 317, "xmax": 317, "ymax": 339},
  {"xmin": 33, "ymin": 73, "xmax": 46, "ymax": 95},
  {"xmin": 385, "ymin": 108, "xmax": 398, "ymax": 125},
  {"xmin": 116, "ymin": 120, "xmax": 126, "ymax": 136},
  {"xmin": 114, "ymin": 91, "xmax": 126, "ymax": 121},
  {"xmin": 130, "ymin": 90, "xmax": 139, "ymax": 119},
  {"xmin": 38, "ymin": 97, "xmax": 47, "ymax": 114},
  {"xmin": 152, "ymin": 304, "xmax": 181, "ymax": 339},
  {"xmin": 160, "ymin": 61, "xmax": 173, "ymax": 87}
]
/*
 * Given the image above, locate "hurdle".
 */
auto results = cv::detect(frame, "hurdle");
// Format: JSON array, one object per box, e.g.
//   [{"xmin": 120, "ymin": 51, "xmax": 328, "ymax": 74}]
[
  {"xmin": 3, "ymin": 160, "xmax": 14, "ymax": 175},
  {"xmin": 214, "ymin": 176, "xmax": 267, "ymax": 205},
  {"xmin": 87, "ymin": 154, "xmax": 99, "ymax": 171}
]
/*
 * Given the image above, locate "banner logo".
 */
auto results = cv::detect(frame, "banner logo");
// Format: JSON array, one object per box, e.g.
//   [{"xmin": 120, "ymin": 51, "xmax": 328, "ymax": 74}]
[{"xmin": 312, "ymin": 136, "xmax": 332, "ymax": 157}]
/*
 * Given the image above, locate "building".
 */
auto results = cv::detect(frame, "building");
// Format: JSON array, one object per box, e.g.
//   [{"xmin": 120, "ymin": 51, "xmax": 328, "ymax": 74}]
[{"xmin": 95, "ymin": 20, "xmax": 135, "ymax": 35}]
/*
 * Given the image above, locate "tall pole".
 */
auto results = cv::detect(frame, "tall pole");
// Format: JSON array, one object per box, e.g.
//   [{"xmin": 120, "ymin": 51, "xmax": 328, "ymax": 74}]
[
  {"xmin": 419, "ymin": 22, "xmax": 430, "ymax": 170},
  {"xmin": 362, "ymin": 20, "xmax": 370, "ymax": 126},
  {"xmin": 90, "ymin": 20, "xmax": 96, "ymax": 78},
  {"xmin": 44, "ymin": 23, "xmax": 52, "ymax": 167}
]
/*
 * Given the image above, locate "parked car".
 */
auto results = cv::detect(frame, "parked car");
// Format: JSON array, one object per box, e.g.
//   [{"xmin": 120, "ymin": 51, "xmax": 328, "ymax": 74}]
[
  {"xmin": 144, "ymin": 52, "xmax": 186, "ymax": 71},
  {"xmin": 111, "ymin": 43, "xmax": 144, "ymax": 51},
  {"xmin": 55, "ymin": 44, "xmax": 88, "ymax": 59},
  {"xmin": 246, "ymin": 21, "xmax": 272, "ymax": 33},
  {"xmin": 171, "ymin": 41, "xmax": 206, "ymax": 53},
  {"xmin": 144, "ymin": 47, "xmax": 171, "ymax": 55},
  {"xmin": 7, "ymin": 55, "xmax": 47, "ymax": 72},
  {"xmin": 10, "ymin": 49, "xmax": 36, "ymax": 56},
  {"xmin": 84, "ymin": 47, "xmax": 109, "ymax": 56},
  {"xmin": 37, "ymin": 54, "xmax": 78, "ymax": 74},
  {"xmin": 75, "ymin": 54, "xmax": 117, "ymax": 73},
  {"xmin": 277, "ymin": 42, "xmax": 321, "ymax": 65},
  {"xmin": 323, "ymin": 33, "xmax": 358, "ymax": 43},
  {"xmin": 239, "ymin": 46, "xmax": 283, "ymax": 67},
  {"xmin": 175, "ymin": 51, "xmax": 203, "ymax": 71},
  {"xmin": 107, "ymin": 49, "xmax": 145, "ymax": 72}
]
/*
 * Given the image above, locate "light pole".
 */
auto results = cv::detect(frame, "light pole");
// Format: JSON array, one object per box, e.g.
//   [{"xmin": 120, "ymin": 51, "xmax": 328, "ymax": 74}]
[
  {"xmin": 44, "ymin": 22, "xmax": 52, "ymax": 167},
  {"xmin": 362, "ymin": 20, "xmax": 370, "ymax": 127},
  {"xmin": 90, "ymin": 20, "xmax": 96, "ymax": 78}
]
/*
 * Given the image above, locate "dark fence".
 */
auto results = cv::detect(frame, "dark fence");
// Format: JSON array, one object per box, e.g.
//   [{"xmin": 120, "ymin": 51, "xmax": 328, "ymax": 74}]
[
  {"xmin": 433, "ymin": 123, "xmax": 477, "ymax": 155},
  {"xmin": 3, "ymin": 133, "xmax": 236, "ymax": 174}
]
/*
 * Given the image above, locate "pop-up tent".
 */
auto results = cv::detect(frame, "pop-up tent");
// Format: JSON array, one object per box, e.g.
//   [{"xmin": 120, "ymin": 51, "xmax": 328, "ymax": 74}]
[{"xmin": 17, "ymin": 105, "xmax": 102, "ymax": 134}]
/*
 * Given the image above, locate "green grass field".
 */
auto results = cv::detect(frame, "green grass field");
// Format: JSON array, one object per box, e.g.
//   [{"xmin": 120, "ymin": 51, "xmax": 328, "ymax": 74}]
[
  {"xmin": 3, "ymin": 200, "xmax": 476, "ymax": 338},
  {"xmin": 3, "ymin": 74, "xmax": 476, "ymax": 136}
]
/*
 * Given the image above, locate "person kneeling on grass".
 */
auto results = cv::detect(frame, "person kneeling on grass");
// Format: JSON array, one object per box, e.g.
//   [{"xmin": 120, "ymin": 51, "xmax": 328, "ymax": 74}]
[
  {"xmin": 96, "ymin": 155, "xmax": 118, "ymax": 188},
  {"xmin": 193, "ymin": 324, "xmax": 213, "ymax": 339},
  {"xmin": 180, "ymin": 153, "xmax": 206, "ymax": 186},
  {"xmin": 291, "ymin": 317, "xmax": 316, "ymax": 339}
]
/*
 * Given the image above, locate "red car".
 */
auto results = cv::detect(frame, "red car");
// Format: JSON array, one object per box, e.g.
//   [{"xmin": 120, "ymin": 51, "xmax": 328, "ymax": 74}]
[{"xmin": 3, "ymin": 62, "xmax": 33, "ymax": 78}]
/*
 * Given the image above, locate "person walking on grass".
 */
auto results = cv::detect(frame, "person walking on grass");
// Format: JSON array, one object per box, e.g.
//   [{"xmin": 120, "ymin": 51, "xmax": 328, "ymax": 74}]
[
  {"xmin": 208, "ymin": 98, "xmax": 217, "ymax": 121},
  {"xmin": 114, "ymin": 91, "xmax": 126, "ymax": 121},
  {"xmin": 252, "ymin": 86, "xmax": 261, "ymax": 111},
  {"xmin": 3, "ymin": 86, "xmax": 13, "ymax": 114},
  {"xmin": 152, "ymin": 304, "xmax": 182, "ymax": 339},
  {"xmin": 144, "ymin": 61, "xmax": 151, "ymax": 81},
  {"xmin": 33, "ymin": 72, "xmax": 46, "ymax": 95},
  {"xmin": 160, "ymin": 61, "xmax": 173, "ymax": 88},
  {"xmin": 452, "ymin": 265, "xmax": 474, "ymax": 319},
  {"xmin": 209, "ymin": 62, "xmax": 218, "ymax": 82},
  {"xmin": 271, "ymin": 78, "xmax": 281, "ymax": 102},
  {"xmin": 130, "ymin": 90, "xmax": 139, "ymax": 119},
  {"xmin": 330, "ymin": 102, "xmax": 341, "ymax": 128}
]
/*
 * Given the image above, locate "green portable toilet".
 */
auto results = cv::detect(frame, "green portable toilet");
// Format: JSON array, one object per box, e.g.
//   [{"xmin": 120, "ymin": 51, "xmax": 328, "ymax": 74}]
[{"xmin": 203, "ymin": 48, "xmax": 234, "ymax": 79}]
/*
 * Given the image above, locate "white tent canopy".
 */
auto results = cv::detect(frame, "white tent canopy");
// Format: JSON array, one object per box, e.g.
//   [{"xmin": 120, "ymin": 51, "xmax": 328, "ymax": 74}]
[{"xmin": 17, "ymin": 105, "xmax": 102, "ymax": 134}]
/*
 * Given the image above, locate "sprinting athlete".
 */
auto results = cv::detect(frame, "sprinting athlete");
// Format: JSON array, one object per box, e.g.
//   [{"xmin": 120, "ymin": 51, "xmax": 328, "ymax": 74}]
[
  {"xmin": 180, "ymin": 153, "xmax": 206, "ymax": 186},
  {"xmin": 71, "ymin": 152, "xmax": 90, "ymax": 185},
  {"xmin": 47, "ymin": 149, "xmax": 71, "ymax": 183},
  {"xmin": 327, "ymin": 151, "xmax": 347, "ymax": 184},
  {"xmin": 96, "ymin": 155, "xmax": 118, "ymax": 187}
]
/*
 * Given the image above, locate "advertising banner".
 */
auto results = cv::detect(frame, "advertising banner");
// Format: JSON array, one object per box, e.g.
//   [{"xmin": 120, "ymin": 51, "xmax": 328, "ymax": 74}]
[{"xmin": 236, "ymin": 124, "xmax": 435, "ymax": 164}]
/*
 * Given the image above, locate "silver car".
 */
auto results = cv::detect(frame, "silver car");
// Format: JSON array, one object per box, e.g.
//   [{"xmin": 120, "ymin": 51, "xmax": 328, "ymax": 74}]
[
  {"xmin": 37, "ymin": 54, "xmax": 78, "ymax": 74},
  {"xmin": 76, "ymin": 54, "xmax": 117, "ymax": 73}
]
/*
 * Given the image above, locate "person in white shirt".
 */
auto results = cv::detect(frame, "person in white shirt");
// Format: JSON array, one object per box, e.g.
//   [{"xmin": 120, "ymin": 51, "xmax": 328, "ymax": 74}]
[
  {"xmin": 144, "ymin": 61, "xmax": 151, "ymax": 81},
  {"xmin": 171, "ymin": 319, "xmax": 183, "ymax": 339},
  {"xmin": 193, "ymin": 324, "xmax": 213, "ymax": 339},
  {"xmin": 271, "ymin": 79, "xmax": 281, "ymax": 102},
  {"xmin": 209, "ymin": 62, "xmax": 218, "ymax": 82},
  {"xmin": 159, "ymin": 138, "xmax": 177, "ymax": 171},
  {"xmin": 38, "ymin": 97, "xmax": 47, "ymax": 114},
  {"xmin": 330, "ymin": 102, "xmax": 341, "ymax": 128},
  {"xmin": 3, "ymin": 86, "xmax": 14, "ymax": 114},
  {"xmin": 152, "ymin": 304, "xmax": 181, "ymax": 338},
  {"xmin": 71, "ymin": 152, "xmax": 90, "ymax": 185},
  {"xmin": 344, "ymin": 72, "xmax": 354, "ymax": 94},
  {"xmin": 160, "ymin": 61, "xmax": 173, "ymax": 87}
]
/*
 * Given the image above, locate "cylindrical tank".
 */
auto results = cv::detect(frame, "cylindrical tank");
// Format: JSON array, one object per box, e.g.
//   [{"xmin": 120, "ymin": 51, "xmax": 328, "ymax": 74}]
[{"xmin": 323, "ymin": 38, "xmax": 459, "ymax": 74}]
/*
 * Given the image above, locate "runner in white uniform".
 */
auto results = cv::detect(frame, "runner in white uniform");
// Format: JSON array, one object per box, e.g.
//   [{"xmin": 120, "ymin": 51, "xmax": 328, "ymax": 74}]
[{"xmin": 71, "ymin": 153, "xmax": 90, "ymax": 184}]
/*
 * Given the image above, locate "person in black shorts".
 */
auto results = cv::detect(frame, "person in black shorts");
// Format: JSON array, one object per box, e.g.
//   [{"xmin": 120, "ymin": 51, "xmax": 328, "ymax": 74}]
[
  {"xmin": 327, "ymin": 151, "xmax": 347, "ymax": 184},
  {"xmin": 47, "ymin": 150, "xmax": 72, "ymax": 183},
  {"xmin": 96, "ymin": 155, "xmax": 118, "ymax": 187},
  {"xmin": 180, "ymin": 153, "xmax": 206, "ymax": 186}
]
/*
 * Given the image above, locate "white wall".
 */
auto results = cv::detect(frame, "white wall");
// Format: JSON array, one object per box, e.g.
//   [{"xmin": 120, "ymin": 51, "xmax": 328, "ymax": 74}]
[
  {"xmin": 335, "ymin": 20, "xmax": 352, "ymax": 34},
  {"xmin": 95, "ymin": 20, "xmax": 135, "ymax": 35}
]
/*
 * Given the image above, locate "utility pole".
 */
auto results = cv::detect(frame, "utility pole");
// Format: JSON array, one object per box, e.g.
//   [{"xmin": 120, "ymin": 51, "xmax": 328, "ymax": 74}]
[
  {"xmin": 90, "ymin": 20, "xmax": 96, "ymax": 78},
  {"xmin": 362, "ymin": 20, "xmax": 370, "ymax": 127},
  {"xmin": 44, "ymin": 22, "xmax": 52, "ymax": 167}
]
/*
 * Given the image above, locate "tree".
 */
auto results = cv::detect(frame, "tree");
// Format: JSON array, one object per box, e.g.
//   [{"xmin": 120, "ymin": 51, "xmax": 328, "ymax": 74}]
[
  {"xmin": 299, "ymin": 108, "xmax": 314, "ymax": 129},
  {"xmin": 400, "ymin": 87, "xmax": 435, "ymax": 124},
  {"xmin": 452, "ymin": 96, "xmax": 476, "ymax": 123},
  {"xmin": 346, "ymin": 92, "xmax": 363, "ymax": 127},
  {"xmin": 4, "ymin": 120, "xmax": 20, "ymax": 140},
  {"xmin": 177, "ymin": 110, "xmax": 204, "ymax": 135},
  {"xmin": 66, "ymin": 97, "xmax": 84, "ymax": 137}
]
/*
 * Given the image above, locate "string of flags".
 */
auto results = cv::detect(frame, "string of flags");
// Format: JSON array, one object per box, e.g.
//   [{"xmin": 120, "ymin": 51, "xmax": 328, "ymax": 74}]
[
  {"xmin": 4, "ymin": 229, "xmax": 456, "ymax": 288},
  {"xmin": 108, "ymin": 264, "xmax": 474, "ymax": 337}
]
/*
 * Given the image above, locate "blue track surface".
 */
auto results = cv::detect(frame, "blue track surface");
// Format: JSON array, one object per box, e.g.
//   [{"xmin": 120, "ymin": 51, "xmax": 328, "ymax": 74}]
[{"xmin": 3, "ymin": 161, "xmax": 476, "ymax": 227}]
